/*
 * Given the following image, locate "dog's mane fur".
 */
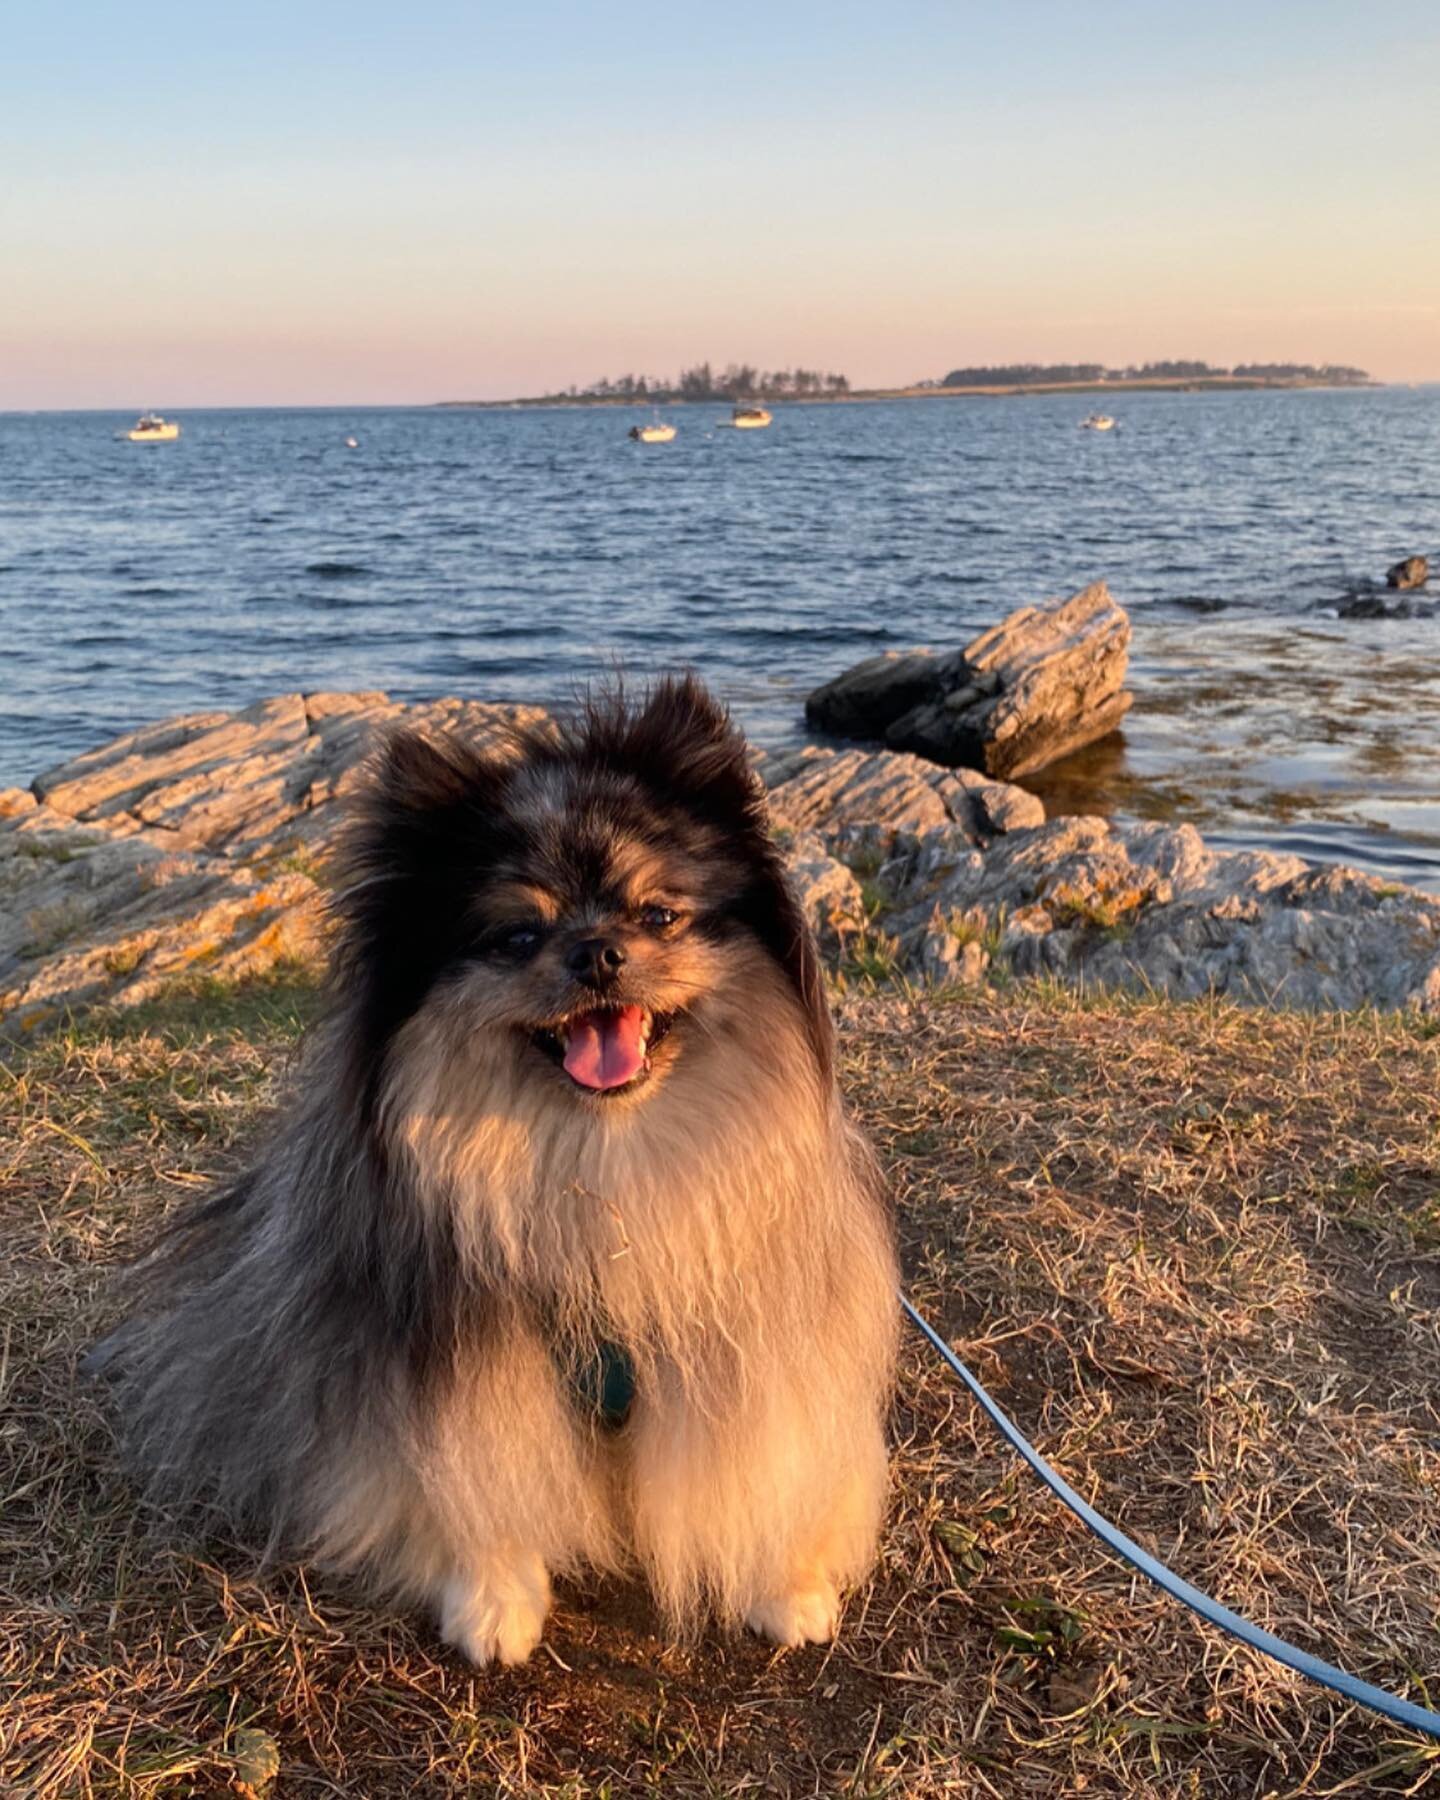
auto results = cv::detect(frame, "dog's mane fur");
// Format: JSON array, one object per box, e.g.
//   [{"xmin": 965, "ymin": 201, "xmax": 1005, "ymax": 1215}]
[{"xmin": 94, "ymin": 676, "xmax": 898, "ymax": 1640}]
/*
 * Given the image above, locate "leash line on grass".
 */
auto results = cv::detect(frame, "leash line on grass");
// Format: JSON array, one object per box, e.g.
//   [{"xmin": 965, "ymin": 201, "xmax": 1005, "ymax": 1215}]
[{"xmin": 902, "ymin": 1294, "xmax": 1440, "ymax": 1742}]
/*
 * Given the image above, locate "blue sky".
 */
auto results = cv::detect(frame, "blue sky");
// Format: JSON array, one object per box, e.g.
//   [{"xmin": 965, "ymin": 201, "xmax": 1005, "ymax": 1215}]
[{"xmin": 3, "ymin": 2, "xmax": 1436, "ymax": 404}]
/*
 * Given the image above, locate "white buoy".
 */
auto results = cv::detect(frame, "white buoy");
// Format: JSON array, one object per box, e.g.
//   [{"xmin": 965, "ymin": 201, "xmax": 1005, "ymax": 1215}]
[{"xmin": 345, "ymin": 436, "xmax": 359, "ymax": 449}]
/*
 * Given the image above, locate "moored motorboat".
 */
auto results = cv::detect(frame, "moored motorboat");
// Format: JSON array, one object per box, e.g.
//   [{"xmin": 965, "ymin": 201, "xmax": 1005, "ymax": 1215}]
[
  {"xmin": 126, "ymin": 412, "xmax": 181, "ymax": 441},
  {"xmin": 730, "ymin": 404, "xmax": 772, "ymax": 429},
  {"xmin": 629, "ymin": 420, "xmax": 676, "ymax": 444},
  {"xmin": 1079, "ymin": 413, "xmax": 1116, "ymax": 431}
]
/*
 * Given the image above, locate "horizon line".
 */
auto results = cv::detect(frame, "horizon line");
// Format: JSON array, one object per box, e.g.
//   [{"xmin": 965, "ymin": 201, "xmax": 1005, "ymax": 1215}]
[{"xmin": 9, "ymin": 378, "xmax": 1440, "ymax": 416}]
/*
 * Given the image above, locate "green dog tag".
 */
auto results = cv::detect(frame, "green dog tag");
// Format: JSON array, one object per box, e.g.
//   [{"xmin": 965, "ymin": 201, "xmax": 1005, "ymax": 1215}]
[{"xmin": 570, "ymin": 1339, "xmax": 635, "ymax": 1427}]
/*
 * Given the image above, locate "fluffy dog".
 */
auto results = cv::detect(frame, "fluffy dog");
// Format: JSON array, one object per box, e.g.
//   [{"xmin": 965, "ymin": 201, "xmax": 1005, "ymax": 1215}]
[{"xmin": 93, "ymin": 677, "xmax": 898, "ymax": 1665}]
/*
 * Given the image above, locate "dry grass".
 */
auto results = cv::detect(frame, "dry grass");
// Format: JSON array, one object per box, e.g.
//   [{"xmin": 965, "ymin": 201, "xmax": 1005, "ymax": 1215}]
[{"xmin": 4, "ymin": 972, "xmax": 1440, "ymax": 1796}]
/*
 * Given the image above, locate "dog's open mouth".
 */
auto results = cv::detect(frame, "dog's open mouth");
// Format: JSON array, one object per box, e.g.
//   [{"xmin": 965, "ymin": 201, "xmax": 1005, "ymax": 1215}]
[{"xmin": 533, "ymin": 1006, "xmax": 676, "ymax": 1094}]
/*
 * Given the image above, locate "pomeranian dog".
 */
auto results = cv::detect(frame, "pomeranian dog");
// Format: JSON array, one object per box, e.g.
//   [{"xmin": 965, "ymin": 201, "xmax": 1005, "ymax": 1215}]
[{"xmin": 92, "ymin": 676, "xmax": 898, "ymax": 1665}]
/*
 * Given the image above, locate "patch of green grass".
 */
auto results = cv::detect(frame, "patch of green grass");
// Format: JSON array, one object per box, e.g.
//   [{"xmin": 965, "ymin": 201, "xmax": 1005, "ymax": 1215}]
[
  {"xmin": 277, "ymin": 850, "xmax": 326, "ymax": 881},
  {"xmin": 944, "ymin": 905, "xmax": 1006, "ymax": 957},
  {"xmin": 9, "ymin": 962, "xmax": 324, "ymax": 1061},
  {"xmin": 840, "ymin": 925, "xmax": 904, "ymax": 984},
  {"xmin": 944, "ymin": 909, "xmax": 987, "ymax": 948},
  {"xmin": 844, "ymin": 844, "xmax": 885, "ymax": 879},
  {"xmin": 242, "ymin": 838, "xmax": 335, "ymax": 889},
  {"xmin": 117, "ymin": 963, "xmax": 323, "ymax": 1046},
  {"xmin": 858, "ymin": 878, "xmax": 889, "ymax": 921},
  {"xmin": 1046, "ymin": 884, "xmax": 1146, "ymax": 934},
  {"xmin": 1331, "ymin": 1159, "xmax": 1387, "ymax": 1202},
  {"xmin": 14, "ymin": 838, "xmax": 84, "ymax": 865}
]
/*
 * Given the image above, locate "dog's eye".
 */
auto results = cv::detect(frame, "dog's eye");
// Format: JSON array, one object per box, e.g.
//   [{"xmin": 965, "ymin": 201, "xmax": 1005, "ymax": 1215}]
[
  {"xmin": 494, "ymin": 924, "xmax": 544, "ymax": 959},
  {"xmin": 639, "ymin": 904, "xmax": 679, "ymax": 931}
]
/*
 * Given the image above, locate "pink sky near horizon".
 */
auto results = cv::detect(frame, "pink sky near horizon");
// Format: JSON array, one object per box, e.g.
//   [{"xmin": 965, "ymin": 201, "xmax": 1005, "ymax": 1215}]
[
  {"xmin": 8, "ymin": 251, "xmax": 1434, "ymax": 410},
  {"xmin": 3, "ymin": 3, "xmax": 1437, "ymax": 408}
]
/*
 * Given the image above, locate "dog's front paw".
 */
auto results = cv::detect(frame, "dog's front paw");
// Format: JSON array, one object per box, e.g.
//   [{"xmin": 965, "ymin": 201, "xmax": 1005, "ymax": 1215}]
[
  {"xmin": 439, "ymin": 1551, "xmax": 551, "ymax": 1667},
  {"xmin": 745, "ymin": 1580, "xmax": 840, "ymax": 1647}
]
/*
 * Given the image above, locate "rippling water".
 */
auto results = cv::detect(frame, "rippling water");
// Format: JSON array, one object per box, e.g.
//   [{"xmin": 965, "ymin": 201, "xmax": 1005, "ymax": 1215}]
[{"xmin": 2, "ymin": 390, "xmax": 1437, "ymax": 886}]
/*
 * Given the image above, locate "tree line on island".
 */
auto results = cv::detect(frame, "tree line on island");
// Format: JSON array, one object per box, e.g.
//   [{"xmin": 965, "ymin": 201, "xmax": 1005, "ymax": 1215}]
[
  {"xmin": 560, "ymin": 363, "xmax": 852, "ymax": 402},
  {"xmin": 932, "ymin": 360, "xmax": 1371, "ymax": 387}
]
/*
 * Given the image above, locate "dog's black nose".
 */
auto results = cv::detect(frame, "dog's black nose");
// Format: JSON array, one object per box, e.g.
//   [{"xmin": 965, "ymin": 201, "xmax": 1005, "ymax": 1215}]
[{"xmin": 565, "ymin": 937, "xmax": 627, "ymax": 986}]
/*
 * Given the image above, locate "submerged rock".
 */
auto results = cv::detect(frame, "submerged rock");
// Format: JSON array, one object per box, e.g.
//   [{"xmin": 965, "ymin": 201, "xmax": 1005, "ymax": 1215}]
[
  {"xmin": 1334, "ymin": 585, "xmax": 1436, "ymax": 621},
  {"xmin": 805, "ymin": 582, "xmax": 1132, "ymax": 779}
]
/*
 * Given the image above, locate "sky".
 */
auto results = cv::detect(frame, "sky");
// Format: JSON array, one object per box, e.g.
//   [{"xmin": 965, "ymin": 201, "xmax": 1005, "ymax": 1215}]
[{"xmin": 2, "ymin": 1, "xmax": 1437, "ymax": 407}]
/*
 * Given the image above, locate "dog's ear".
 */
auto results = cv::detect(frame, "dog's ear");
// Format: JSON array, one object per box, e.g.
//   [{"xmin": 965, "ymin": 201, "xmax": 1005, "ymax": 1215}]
[
  {"xmin": 372, "ymin": 726, "xmax": 486, "ymax": 815},
  {"xmin": 338, "ymin": 728, "xmax": 514, "ymax": 896},
  {"xmin": 631, "ymin": 674, "xmax": 758, "ymax": 821},
  {"xmin": 570, "ymin": 673, "xmax": 761, "ymax": 828},
  {"xmin": 331, "ymin": 729, "xmax": 521, "ymax": 1073}
]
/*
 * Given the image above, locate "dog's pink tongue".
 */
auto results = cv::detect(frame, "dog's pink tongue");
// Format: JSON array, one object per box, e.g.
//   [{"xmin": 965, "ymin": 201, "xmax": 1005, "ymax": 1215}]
[{"xmin": 563, "ymin": 1006, "xmax": 647, "ymax": 1091}]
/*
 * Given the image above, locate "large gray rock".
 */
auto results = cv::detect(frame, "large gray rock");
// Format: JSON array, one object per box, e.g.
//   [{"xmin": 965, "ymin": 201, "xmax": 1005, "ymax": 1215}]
[
  {"xmin": 805, "ymin": 583, "xmax": 1132, "ymax": 779},
  {"xmin": 783, "ymin": 832, "xmax": 867, "ymax": 951},
  {"xmin": 1335, "ymin": 586, "xmax": 1436, "ymax": 621}
]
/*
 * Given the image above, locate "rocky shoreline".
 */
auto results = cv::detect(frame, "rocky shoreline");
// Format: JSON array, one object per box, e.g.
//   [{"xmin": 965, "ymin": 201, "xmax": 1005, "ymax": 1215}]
[{"xmin": 4, "ymin": 684, "xmax": 1439, "ymax": 1032}]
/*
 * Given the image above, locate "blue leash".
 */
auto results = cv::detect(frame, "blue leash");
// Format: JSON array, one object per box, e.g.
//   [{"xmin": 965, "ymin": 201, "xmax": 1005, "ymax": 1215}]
[{"xmin": 902, "ymin": 1294, "xmax": 1440, "ymax": 1741}]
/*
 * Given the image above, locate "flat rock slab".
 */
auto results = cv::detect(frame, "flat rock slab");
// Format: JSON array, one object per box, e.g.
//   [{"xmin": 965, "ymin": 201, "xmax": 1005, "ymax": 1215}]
[
  {"xmin": 35, "ymin": 692, "xmax": 545, "ymax": 858},
  {"xmin": 763, "ymin": 746, "xmax": 1044, "ymax": 839},
  {"xmin": 4, "ymin": 693, "xmax": 543, "ymax": 1030},
  {"xmin": 805, "ymin": 582, "xmax": 1132, "ymax": 779},
  {"xmin": 1, "ymin": 798, "xmax": 325, "ymax": 1033}
]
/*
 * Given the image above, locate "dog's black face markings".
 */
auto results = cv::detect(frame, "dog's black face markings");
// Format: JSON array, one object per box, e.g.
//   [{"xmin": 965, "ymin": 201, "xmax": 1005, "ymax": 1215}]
[
  {"xmin": 331, "ymin": 676, "xmax": 833, "ymax": 1116},
  {"xmin": 526, "ymin": 678, "xmax": 834, "ymax": 1080}
]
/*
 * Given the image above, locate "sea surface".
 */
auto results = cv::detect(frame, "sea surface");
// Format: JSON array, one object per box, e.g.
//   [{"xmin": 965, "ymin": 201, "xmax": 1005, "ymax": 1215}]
[{"xmin": 2, "ymin": 390, "xmax": 1437, "ymax": 888}]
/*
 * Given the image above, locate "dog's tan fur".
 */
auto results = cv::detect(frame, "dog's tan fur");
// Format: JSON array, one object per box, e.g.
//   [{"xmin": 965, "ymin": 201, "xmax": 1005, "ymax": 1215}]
[{"xmin": 93, "ymin": 679, "xmax": 898, "ymax": 1665}]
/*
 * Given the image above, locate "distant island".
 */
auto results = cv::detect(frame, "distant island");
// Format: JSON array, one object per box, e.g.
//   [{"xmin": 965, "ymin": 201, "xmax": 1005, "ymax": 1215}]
[
  {"xmin": 932, "ymin": 358, "xmax": 1371, "ymax": 389},
  {"xmin": 438, "ymin": 358, "xmax": 1376, "ymax": 408}
]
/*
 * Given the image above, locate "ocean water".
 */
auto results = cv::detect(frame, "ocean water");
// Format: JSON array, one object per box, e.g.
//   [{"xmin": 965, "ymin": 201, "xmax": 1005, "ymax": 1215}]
[{"xmin": 2, "ymin": 390, "xmax": 1437, "ymax": 886}]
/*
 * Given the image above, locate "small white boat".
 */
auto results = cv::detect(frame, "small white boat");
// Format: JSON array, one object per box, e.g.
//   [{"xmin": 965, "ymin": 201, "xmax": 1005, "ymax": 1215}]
[
  {"xmin": 730, "ymin": 404, "xmax": 772, "ymax": 430},
  {"xmin": 629, "ymin": 420, "xmax": 676, "ymax": 444},
  {"xmin": 1079, "ymin": 413, "xmax": 1116, "ymax": 432},
  {"xmin": 344, "ymin": 436, "xmax": 359, "ymax": 449},
  {"xmin": 126, "ymin": 412, "xmax": 181, "ymax": 442}
]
